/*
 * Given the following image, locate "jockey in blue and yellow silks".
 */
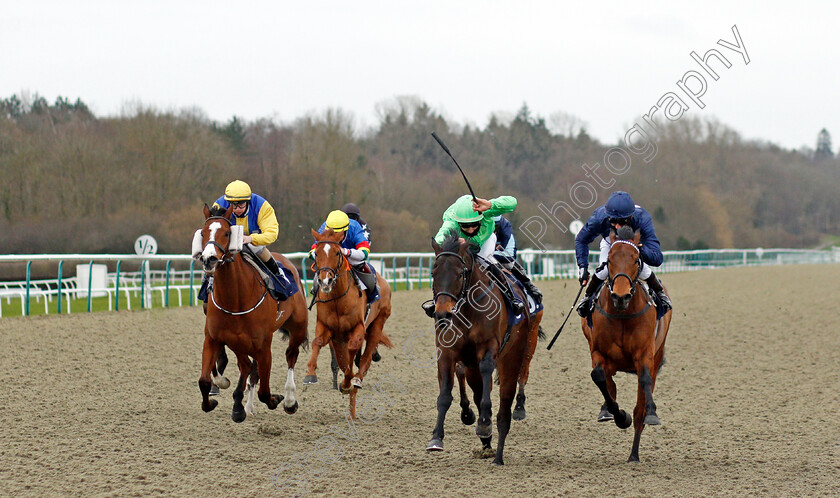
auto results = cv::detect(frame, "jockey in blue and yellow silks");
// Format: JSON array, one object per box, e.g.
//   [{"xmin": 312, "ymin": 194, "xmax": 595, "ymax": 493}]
[
  {"xmin": 199, "ymin": 180, "xmax": 285, "ymax": 305},
  {"xmin": 310, "ymin": 209, "xmax": 379, "ymax": 303}
]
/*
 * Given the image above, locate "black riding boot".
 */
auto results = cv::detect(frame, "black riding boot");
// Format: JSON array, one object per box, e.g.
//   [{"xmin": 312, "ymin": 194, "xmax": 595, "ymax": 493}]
[
  {"xmin": 644, "ymin": 273, "xmax": 672, "ymax": 312},
  {"xmin": 510, "ymin": 261, "xmax": 542, "ymax": 305},
  {"xmin": 486, "ymin": 262, "xmax": 525, "ymax": 315},
  {"xmin": 576, "ymin": 275, "xmax": 604, "ymax": 317},
  {"xmin": 263, "ymin": 256, "xmax": 281, "ymax": 279}
]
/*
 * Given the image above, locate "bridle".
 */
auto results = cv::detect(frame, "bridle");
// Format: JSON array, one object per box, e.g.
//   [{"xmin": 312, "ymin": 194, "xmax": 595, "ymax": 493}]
[
  {"xmin": 431, "ymin": 251, "xmax": 474, "ymax": 307},
  {"xmin": 201, "ymin": 216, "xmax": 266, "ymax": 315},
  {"xmin": 605, "ymin": 239, "xmax": 642, "ymax": 299},
  {"xmin": 309, "ymin": 239, "xmax": 356, "ymax": 307}
]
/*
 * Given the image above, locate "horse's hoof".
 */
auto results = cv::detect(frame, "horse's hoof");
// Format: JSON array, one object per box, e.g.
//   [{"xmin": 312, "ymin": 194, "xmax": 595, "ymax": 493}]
[
  {"xmin": 202, "ymin": 399, "xmax": 218, "ymax": 412},
  {"xmin": 284, "ymin": 401, "xmax": 299, "ymax": 414},
  {"xmin": 627, "ymin": 454, "xmax": 640, "ymax": 463},
  {"xmin": 351, "ymin": 377, "xmax": 363, "ymax": 389},
  {"xmin": 231, "ymin": 408, "xmax": 246, "ymax": 423},
  {"xmin": 475, "ymin": 423, "xmax": 492, "ymax": 438},
  {"xmin": 372, "ymin": 350, "xmax": 381, "ymax": 362},
  {"xmin": 615, "ymin": 410, "xmax": 632, "ymax": 429},
  {"xmin": 644, "ymin": 413, "xmax": 661, "ymax": 426},
  {"xmin": 209, "ymin": 384, "xmax": 220, "ymax": 396},
  {"xmin": 461, "ymin": 409, "xmax": 476, "ymax": 426},
  {"xmin": 302, "ymin": 375, "xmax": 318, "ymax": 385},
  {"xmin": 512, "ymin": 407, "xmax": 526, "ymax": 421},
  {"xmin": 597, "ymin": 408, "xmax": 614, "ymax": 422},
  {"xmin": 492, "ymin": 458, "xmax": 504, "ymax": 466},
  {"xmin": 339, "ymin": 384, "xmax": 353, "ymax": 395},
  {"xmin": 214, "ymin": 376, "xmax": 230, "ymax": 389},
  {"xmin": 426, "ymin": 438, "xmax": 444, "ymax": 451}
]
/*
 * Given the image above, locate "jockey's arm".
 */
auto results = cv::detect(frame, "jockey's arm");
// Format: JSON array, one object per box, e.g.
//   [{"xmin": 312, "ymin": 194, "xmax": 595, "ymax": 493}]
[
  {"xmin": 250, "ymin": 201, "xmax": 279, "ymax": 246},
  {"xmin": 434, "ymin": 220, "xmax": 460, "ymax": 244},
  {"xmin": 574, "ymin": 213, "xmax": 602, "ymax": 268},
  {"xmin": 483, "ymin": 196, "xmax": 517, "ymax": 217},
  {"xmin": 637, "ymin": 211, "xmax": 663, "ymax": 266}
]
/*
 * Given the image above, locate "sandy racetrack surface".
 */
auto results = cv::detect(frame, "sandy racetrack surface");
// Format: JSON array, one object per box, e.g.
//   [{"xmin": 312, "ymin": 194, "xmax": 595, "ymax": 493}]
[{"xmin": 2, "ymin": 264, "xmax": 839, "ymax": 496}]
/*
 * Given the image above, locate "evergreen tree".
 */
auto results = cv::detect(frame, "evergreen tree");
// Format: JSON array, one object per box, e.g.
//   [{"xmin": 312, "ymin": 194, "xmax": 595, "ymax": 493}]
[{"xmin": 815, "ymin": 128, "xmax": 833, "ymax": 161}]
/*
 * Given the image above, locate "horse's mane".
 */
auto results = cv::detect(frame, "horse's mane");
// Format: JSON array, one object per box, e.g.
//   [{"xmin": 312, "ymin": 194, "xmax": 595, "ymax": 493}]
[
  {"xmin": 616, "ymin": 225, "xmax": 634, "ymax": 241},
  {"xmin": 440, "ymin": 230, "xmax": 461, "ymax": 253}
]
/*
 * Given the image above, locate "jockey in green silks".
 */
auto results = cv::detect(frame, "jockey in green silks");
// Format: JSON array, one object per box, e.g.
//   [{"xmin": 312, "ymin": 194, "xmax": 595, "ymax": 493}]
[{"xmin": 423, "ymin": 194, "xmax": 541, "ymax": 318}]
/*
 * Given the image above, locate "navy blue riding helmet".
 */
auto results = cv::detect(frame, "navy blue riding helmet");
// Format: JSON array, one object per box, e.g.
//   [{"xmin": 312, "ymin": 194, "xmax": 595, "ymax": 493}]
[{"xmin": 605, "ymin": 191, "xmax": 635, "ymax": 222}]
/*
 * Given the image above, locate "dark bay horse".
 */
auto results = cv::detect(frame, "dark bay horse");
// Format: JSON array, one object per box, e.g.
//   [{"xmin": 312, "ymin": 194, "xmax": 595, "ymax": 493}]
[
  {"xmin": 582, "ymin": 226, "xmax": 672, "ymax": 462},
  {"xmin": 306, "ymin": 228, "xmax": 392, "ymax": 419},
  {"xmin": 427, "ymin": 233, "xmax": 543, "ymax": 465},
  {"xmin": 196, "ymin": 204, "xmax": 309, "ymax": 422}
]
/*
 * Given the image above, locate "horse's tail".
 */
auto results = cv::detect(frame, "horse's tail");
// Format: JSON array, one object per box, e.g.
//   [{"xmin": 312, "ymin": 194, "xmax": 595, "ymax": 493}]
[
  {"xmin": 378, "ymin": 331, "xmax": 394, "ymax": 349},
  {"xmin": 278, "ymin": 328, "xmax": 310, "ymax": 352},
  {"xmin": 537, "ymin": 325, "xmax": 546, "ymax": 341}
]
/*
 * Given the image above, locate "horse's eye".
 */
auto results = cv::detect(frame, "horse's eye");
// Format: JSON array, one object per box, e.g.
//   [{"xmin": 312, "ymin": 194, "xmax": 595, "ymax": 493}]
[{"xmin": 225, "ymin": 230, "xmax": 231, "ymax": 237}]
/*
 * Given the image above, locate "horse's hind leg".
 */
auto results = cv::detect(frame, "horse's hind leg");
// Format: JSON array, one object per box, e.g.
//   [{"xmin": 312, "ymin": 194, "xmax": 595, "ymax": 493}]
[
  {"xmin": 304, "ymin": 335, "xmax": 326, "ymax": 385},
  {"xmin": 211, "ymin": 347, "xmax": 231, "ymax": 393},
  {"xmin": 456, "ymin": 363, "xmax": 475, "ymax": 425},
  {"xmin": 244, "ymin": 358, "xmax": 259, "ymax": 416},
  {"xmin": 282, "ymin": 320, "xmax": 308, "ymax": 413},
  {"xmin": 199, "ymin": 335, "xmax": 220, "ymax": 413},
  {"xmin": 465, "ymin": 365, "xmax": 494, "ymax": 457},
  {"xmin": 591, "ymin": 358, "xmax": 631, "ymax": 429},
  {"xmin": 330, "ymin": 346, "xmax": 339, "ymax": 391}
]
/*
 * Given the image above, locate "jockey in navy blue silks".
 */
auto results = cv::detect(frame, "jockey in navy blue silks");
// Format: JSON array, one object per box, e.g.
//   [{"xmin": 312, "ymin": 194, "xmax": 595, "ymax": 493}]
[
  {"xmin": 493, "ymin": 215, "xmax": 542, "ymax": 304},
  {"xmin": 574, "ymin": 191, "xmax": 672, "ymax": 317}
]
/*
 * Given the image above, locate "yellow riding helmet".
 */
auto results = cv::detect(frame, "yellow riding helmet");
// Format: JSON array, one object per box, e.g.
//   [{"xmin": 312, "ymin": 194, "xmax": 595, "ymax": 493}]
[
  {"xmin": 325, "ymin": 210, "xmax": 350, "ymax": 232},
  {"xmin": 224, "ymin": 180, "xmax": 252, "ymax": 202}
]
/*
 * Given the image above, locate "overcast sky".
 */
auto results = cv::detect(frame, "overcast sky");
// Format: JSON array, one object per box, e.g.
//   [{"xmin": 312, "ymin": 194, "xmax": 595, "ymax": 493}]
[{"xmin": 2, "ymin": 1, "xmax": 836, "ymax": 150}]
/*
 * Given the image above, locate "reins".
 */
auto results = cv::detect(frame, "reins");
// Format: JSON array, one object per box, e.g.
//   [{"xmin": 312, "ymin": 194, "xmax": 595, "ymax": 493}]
[
  {"xmin": 309, "ymin": 240, "xmax": 361, "ymax": 309},
  {"xmin": 595, "ymin": 239, "xmax": 652, "ymax": 320}
]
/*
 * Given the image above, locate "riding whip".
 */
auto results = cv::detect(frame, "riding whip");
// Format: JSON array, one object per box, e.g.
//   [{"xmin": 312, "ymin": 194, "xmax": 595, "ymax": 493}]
[
  {"xmin": 431, "ymin": 132, "xmax": 478, "ymax": 202},
  {"xmin": 546, "ymin": 282, "xmax": 586, "ymax": 350}
]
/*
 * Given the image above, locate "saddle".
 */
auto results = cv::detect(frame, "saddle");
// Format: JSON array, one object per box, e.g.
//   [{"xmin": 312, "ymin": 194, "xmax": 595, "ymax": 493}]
[{"xmin": 241, "ymin": 250, "xmax": 298, "ymax": 301}]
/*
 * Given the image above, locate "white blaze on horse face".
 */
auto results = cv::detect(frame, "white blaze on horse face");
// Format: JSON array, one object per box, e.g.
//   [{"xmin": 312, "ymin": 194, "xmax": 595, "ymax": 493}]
[{"xmin": 202, "ymin": 221, "xmax": 223, "ymax": 261}]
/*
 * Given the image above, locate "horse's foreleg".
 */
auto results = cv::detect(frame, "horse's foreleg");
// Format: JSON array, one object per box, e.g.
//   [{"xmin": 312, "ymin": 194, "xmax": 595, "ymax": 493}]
[
  {"xmin": 333, "ymin": 339, "xmax": 353, "ymax": 395},
  {"xmin": 465, "ymin": 365, "xmax": 493, "ymax": 455},
  {"xmin": 476, "ymin": 351, "xmax": 496, "ymax": 439},
  {"xmin": 346, "ymin": 323, "xmax": 366, "ymax": 389},
  {"xmin": 199, "ymin": 335, "xmax": 219, "ymax": 413},
  {"xmin": 493, "ymin": 363, "xmax": 520, "ymax": 466},
  {"xmin": 254, "ymin": 348, "xmax": 283, "ymax": 411},
  {"xmin": 427, "ymin": 353, "xmax": 455, "ymax": 451},
  {"xmin": 456, "ymin": 363, "xmax": 475, "ymax": 425},
  {"xmin": 231, "ymin": 353, "xmax": 253, "ymax": 423},
  {"xmin": 305, "ymin": 322, "xmax": 330, "ymax": 385},
  {"xmin": 591, "ymin": 357, "xmax": 631, "ymax": 429},
  {"xmin": 244, "ymin": 359, "xmax": 258, "ymax": 416}
]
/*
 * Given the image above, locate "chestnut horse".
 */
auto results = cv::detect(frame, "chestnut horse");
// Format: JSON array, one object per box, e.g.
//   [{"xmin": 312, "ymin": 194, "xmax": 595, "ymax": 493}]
[
  {"xmin": 306, "ymin": 228, "xmax": 392, "ymax": 418},
  {"xmin": 196, "ymin": 204, "xmax": 309, "ymax": 422},
  {"xmin": 427, "ymin": 233, "xmax": 543, "ymax": 465},
  {"xmin": 582, "ymin": 226, "xmax": 672, "ymax": 462}
]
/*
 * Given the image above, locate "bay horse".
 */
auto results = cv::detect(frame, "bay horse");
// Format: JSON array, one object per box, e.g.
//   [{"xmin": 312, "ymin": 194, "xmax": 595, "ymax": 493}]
[
  {"xmin": 196, "ymin": 204, "xmax": 309, "ymax": 422},
  {"xmin": 427, "ymin": 233, "xmax": 543, "ymax": 465},
  {"xmin": 581, "ymin": 225, "xmax": 672, "ymax": 462},
  {"xmin": 306, "ymin": 228, "xmax": 393, "ymax": 418}
]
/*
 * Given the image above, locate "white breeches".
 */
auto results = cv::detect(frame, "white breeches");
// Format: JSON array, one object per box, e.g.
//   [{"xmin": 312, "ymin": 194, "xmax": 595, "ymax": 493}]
[
  {"xmin": 594, "ymin": 238, "xmax": 652, "ymax": 280},
  {"xmin": 477, "ymin": 233, "xmax": 498, "ymax": 264}
]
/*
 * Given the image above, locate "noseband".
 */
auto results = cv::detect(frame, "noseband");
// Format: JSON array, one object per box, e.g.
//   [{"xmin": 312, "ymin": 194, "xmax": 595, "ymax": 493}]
[
  {"xmin": 202, "ymin": 216, "xmax": 236, "ymax": 271},
  {"xmin": 606, "ymin": 240, "xmax": 642, "ymax": 297},
  {"xmin": 432, "ymin": 251, "xmax": 473, "ymax": 306}
]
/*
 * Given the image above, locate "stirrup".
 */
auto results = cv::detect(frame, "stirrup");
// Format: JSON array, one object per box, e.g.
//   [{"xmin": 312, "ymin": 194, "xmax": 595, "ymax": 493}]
[
  {"xmin": 511, "ymin": 299, "xmax": 525, "ymax": 315},
  {"xmin": 576, "ymin": 295, "xmax": 593, "ymax": 317}
]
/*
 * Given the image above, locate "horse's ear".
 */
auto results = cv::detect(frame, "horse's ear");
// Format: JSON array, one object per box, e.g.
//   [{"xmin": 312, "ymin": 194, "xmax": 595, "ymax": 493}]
[
  {"xmin": 224, "ymin": 204, "xmax": 234, "ymax": 219},
  {"xmin": 633, "ymin": 229, "xmax": 641, "ymax": 245},
  {"xmin": 311, "ymin": 228, "xmax": 321, "ymax": 239},
  {"xmin": 431, "ymin": 239, "xmax": 441, "ymax": 254},
  {"xmin": 609, "ymin": 227, "xmax": 617, "ymax": 244},
  {"xmin": 203, "ymin": 204, "xmax": 211, "ymax": 219}
]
